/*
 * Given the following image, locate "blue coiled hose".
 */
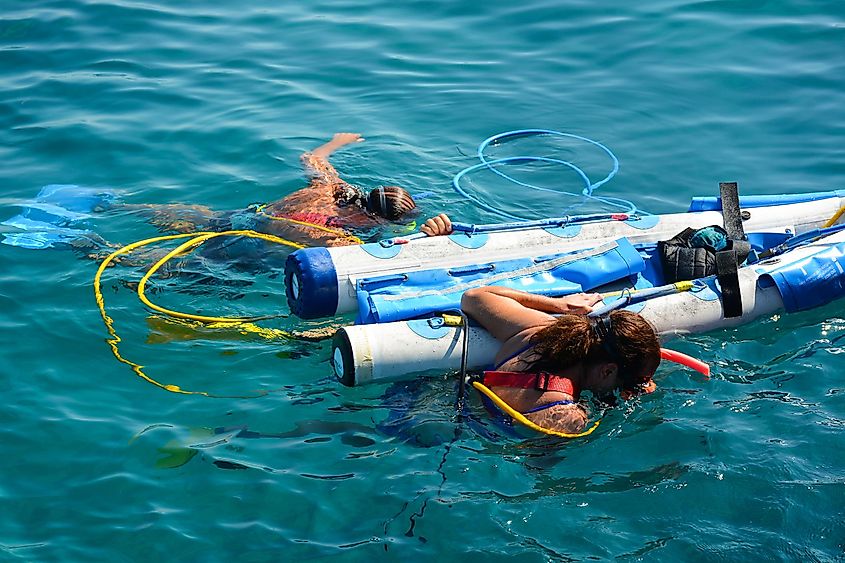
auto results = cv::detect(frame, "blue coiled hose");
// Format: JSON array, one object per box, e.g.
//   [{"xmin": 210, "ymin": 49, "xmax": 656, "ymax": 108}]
[{"xmin": 452, "ymin": 129, "xmax": 642, "ymax": 221}]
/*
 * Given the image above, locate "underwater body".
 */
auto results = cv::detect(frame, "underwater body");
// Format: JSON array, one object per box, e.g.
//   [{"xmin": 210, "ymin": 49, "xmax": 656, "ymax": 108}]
[{"xmin": 2, "ymin": 1, "xmax": 845, "ymax": 561}]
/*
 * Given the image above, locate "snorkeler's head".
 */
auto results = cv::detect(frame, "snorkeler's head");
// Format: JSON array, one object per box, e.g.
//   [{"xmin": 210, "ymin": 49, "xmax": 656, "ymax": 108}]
[
  {"xmin": 366, "ymin": 186, "xmax": 416, "ymax": 220},
  {"xmin": 528, "ymin": 310, "xmax": 661, "ymax": 397}
]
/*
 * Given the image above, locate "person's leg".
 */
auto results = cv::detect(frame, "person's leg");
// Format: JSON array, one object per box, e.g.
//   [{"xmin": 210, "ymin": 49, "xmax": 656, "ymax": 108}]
[
  {"xmin": 115, "ymin": 203, "xmax": 229, "ymax": 233},
  {"xmin": 66, "ymin": 231, "xmax": 168, "ymax": 267}
]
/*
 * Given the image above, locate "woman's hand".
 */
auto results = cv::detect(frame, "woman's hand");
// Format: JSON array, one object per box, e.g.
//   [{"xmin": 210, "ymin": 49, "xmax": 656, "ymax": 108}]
[
  {"xmin": 420, "ymin": 213, "xmax": 452, "ymax": 236},
  {"xmin": 554, "ymin": 293, "xmax": 603, "ymax": 315},
  {"xmin": 331, "ymin": 132, "xmax": 364, "ymax": 145}
]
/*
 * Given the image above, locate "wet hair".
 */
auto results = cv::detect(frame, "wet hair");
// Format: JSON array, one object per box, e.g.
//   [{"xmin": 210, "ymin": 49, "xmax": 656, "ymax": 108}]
[
  {"xmin": 526, "ymin": 310, "xmax": 661, "ymax": 393},
  {"xmin": 366, "ymin": 186, "xmax": 416, "ymax": 220}
]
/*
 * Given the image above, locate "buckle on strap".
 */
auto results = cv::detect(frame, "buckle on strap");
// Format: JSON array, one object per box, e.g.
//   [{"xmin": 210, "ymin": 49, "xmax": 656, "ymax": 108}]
[{"xmin": 535, "ymin": 372, "xmax": 552, "ymax": 392}]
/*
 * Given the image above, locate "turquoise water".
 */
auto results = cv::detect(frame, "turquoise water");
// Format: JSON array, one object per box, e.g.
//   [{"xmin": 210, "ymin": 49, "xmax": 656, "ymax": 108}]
[{"xmin": 2, "ymin": 1, "xmax": 845, "ymax": 560}]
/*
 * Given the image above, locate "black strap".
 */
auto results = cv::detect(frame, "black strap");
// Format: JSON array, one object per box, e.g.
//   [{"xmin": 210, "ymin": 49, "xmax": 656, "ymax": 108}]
[
  {"xmin": 716, "ymin": 250, "xmax": 743, "ymax": 318},
  {"xmin": 717, "ymin": 182, "xmax": 746, "ymax": 318},
  {"xmin": 720, "ymin": 182, "xmax": 746, "ymax": 241}
]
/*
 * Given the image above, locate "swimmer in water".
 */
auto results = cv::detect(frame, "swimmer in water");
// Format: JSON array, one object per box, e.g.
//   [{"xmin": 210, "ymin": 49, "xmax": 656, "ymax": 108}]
[
  {"xmin": 63, "ymin": 133, "xmax": 450, "ymax": 268},
  {"xmin": 116, "ymin": 132, "xmax": 421, "ymax": 248},
  {"xmin": 417, "ymin": 215, "xmax": 661, "ymax": 434},
  {"xmin": 461, "ymin": 286, "xmax": 661, "ymax": 434}
]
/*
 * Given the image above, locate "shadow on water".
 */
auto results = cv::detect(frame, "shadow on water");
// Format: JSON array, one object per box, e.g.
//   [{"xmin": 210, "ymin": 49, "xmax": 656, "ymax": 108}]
[
  {"xmin": 131, "ymin": 420, "xmax": 382, "ymax": 470},
  {"xmin": 458, "ymin": 460, "xmax": 689, "ymax": 502}
]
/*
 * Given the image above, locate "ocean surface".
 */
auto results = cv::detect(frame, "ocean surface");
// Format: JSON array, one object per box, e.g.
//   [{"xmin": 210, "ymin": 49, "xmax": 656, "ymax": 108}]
[{"xmin": 2, "ymin": 1, "xmax": 845, "ymax": 561}]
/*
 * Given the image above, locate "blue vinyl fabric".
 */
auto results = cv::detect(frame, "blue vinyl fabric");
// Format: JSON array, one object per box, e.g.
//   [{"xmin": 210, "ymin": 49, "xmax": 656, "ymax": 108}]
[
  {"xmin": 356, "ymin": 238, "xmax": 645, "ymax": 324},
  {"xmin": 761, "ymin": 235, "xmax": 845, "ymax": 313}
]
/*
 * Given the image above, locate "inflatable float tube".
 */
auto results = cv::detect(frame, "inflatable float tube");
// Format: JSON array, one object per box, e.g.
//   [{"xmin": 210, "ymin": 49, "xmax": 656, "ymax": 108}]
[
  {"xmin": 331, "ymin": 227, "xmax": 845, "ymax": 386},
  {"xmin": 286, "ymin": 190, "xmax": 845, "ymax": 319}
]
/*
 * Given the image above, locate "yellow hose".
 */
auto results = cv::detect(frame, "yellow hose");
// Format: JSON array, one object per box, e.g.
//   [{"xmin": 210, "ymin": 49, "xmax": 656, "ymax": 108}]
[
  {"xmin": 472, "ymin": 381, "xmax": 600, "ymax": 439},
  {"xmin": 94, "ymin": 230, "xmax": 305, "ymax": 397},
  {"xmin": 136, "ymin": 230, "xmax": 303, "ymax": 324},
  {"xmin": 95, "ymin": 207, "xmax": 364, "ymax": 396}
]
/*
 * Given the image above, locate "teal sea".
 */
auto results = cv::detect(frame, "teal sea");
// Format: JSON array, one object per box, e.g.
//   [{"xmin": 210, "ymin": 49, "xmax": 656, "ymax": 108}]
[{"xmin": 2, "ymin": 1, "xmax": 845, "ymax": 560}]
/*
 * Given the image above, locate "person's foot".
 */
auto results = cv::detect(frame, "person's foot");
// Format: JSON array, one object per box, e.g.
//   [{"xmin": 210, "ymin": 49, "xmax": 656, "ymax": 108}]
[{"xmin": 68, "ymin": 233, "xmax": 112, "ymax": 252}]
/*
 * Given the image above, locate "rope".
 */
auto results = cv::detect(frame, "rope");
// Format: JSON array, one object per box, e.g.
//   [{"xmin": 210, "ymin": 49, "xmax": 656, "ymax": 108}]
[
  {"xmin": 137, "ymin": 230, "xmax": 303, "ymax": 324},
  {"xmin": 440, "ymin": 310, "xmax": 470, "ymax": 414}
]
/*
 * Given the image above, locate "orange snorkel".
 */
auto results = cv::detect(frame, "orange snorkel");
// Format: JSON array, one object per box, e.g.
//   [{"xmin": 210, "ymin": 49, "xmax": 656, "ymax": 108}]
[
  {"xmin": 660, "ymin": 347, "xmax": 711, "ymax": 377},
  {"xmin": 621, "ymin": 348, "xmax": 709, "ymax": 400}
]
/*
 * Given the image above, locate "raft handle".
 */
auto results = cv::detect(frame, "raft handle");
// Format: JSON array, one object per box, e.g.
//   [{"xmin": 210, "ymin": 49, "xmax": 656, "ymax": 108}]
[
  {"xmin": 357, "ymin": 273, "xmax": 408, "ymax": 290},
  {"xmin": 447, "ymin": 263, "xmax": 495, "ymax": 277}
]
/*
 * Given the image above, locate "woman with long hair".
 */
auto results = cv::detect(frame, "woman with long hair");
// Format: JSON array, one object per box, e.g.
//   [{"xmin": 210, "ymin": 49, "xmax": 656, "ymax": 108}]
[{"xmin": 461, "ymin": 286, "xmax": 662, "ymax": 434}]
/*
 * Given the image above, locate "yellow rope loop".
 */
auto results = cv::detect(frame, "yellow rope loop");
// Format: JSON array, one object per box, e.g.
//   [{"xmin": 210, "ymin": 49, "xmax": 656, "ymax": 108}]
[
  {"xmin": 94, "ymin": 230, "xmax": 302, "ymax": 398},
  {"xmin": 136, "ymin": 230, "xmax": 304, "ymax": 325},
  {"xmin": 472, "ymin": 381, "xmax": 600, "ymax": 439},
  {"xmin": 254, "ymin": 204, "xmax": 364, "ymax": 245}
]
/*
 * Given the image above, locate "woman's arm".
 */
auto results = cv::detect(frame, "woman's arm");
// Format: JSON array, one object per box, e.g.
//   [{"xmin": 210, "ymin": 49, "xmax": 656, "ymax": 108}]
[
  {"xmin": 310, "ymin": 132, "xmax": 364, "ymax": 159},
  {"xmin": 297, "ymin": 133, "xmax": 364, "ymax": 202},
  {"xmin": 460, "ymin": 286, "xmax": 602, "ymax": 342}
]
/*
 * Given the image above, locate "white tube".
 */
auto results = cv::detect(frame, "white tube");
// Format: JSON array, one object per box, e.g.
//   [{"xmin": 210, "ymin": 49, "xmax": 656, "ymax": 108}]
[{"xmin": 332, "ymin": 274, "xmax": 785, "ymax": 385}]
